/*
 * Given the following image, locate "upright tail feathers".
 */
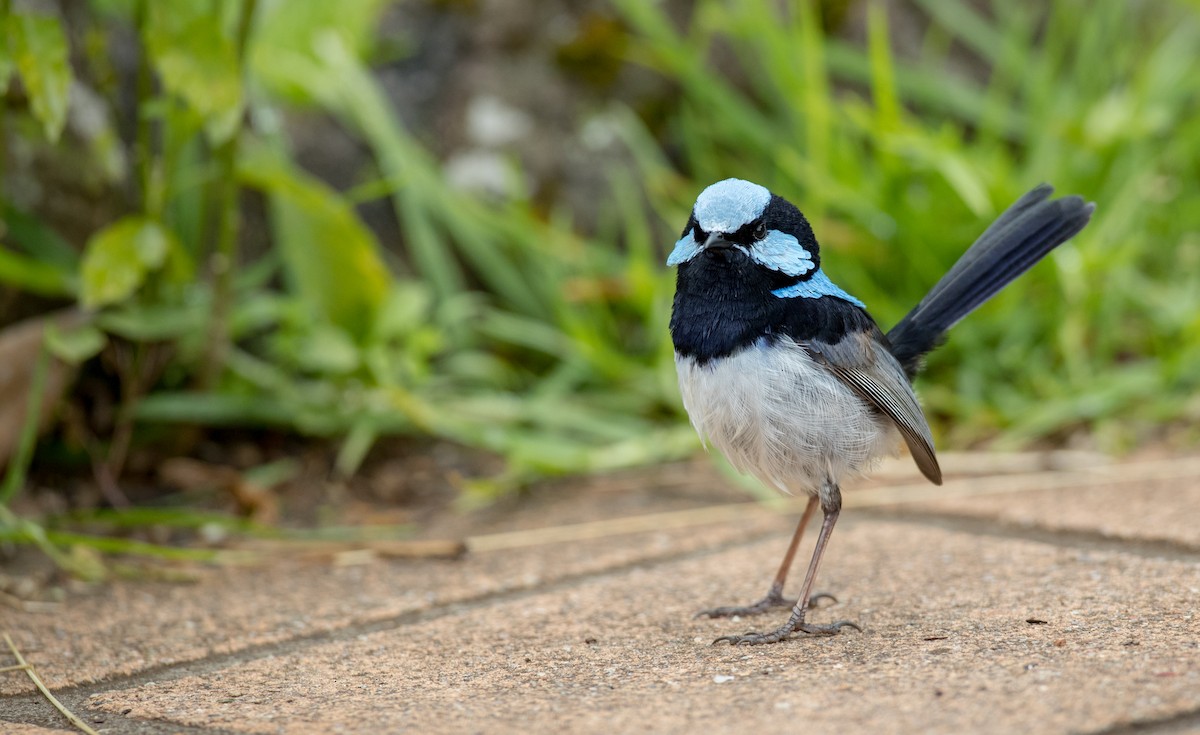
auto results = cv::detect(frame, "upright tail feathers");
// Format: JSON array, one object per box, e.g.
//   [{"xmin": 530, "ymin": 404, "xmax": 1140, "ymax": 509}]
[{"xmin": 886, "ymin": 185, "xmax": 1095, "ymax": 378}]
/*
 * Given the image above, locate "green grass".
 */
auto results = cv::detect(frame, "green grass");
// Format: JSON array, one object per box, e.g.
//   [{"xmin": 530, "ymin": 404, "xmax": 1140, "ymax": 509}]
[{"xmin": 2, "ymin": 0, "xmax": 1199, "ymax": 570}]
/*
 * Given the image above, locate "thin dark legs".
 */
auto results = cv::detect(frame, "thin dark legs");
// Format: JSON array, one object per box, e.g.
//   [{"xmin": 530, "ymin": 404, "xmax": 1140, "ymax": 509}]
[
  {"xmin": 714, "ymin": 483, "xmax": 860, "ymax": 645},
  {"xmin": 696, "ymin": 496, "xmax": 826, "ymax": 618}
]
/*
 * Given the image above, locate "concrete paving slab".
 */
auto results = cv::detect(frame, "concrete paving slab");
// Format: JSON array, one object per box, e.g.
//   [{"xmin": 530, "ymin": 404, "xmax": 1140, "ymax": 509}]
[
  {"xmin": 5, "ymin": 456, "xmax": 1200, "ymax": 733},
  {"xmin": 0, "ymin": 511, "xmax": 785, "ymax": 696},
  {"xmin": 904, "ymin": 474, "xmax": 1200, "ymax": 549},
  {"xmin": 83, "ymin": 519, "xmax": 1200, "ymax": 735},
  {"xmin": 0, "ymin": 725, "xmax": 79, "ymax": 735}
]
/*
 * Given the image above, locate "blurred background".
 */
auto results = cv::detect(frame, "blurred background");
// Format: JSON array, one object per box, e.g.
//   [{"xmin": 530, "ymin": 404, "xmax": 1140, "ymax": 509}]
[{"xmin": 1, "ymin": 0, "xmax": 1198, "ymax": 570}]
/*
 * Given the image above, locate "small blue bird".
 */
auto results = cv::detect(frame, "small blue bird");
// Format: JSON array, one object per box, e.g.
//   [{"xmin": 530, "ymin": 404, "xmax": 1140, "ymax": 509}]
[{"xmin": 668, "ymin": 179, "xmax": 1094, "ymax": 645}]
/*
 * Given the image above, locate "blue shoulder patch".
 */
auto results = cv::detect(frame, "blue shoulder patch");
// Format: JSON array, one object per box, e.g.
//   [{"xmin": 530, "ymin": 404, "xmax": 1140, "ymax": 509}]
[
  {"xmin": 772, "ymin": 269, "xmax": 865, "ymax": 308},
  {"xmin": 693, "ymin": 179, "xmax": 770, "ymax": 233},
  {"xmin": 749, "ymin": 229, "xmax": 815, "ymax": 277}
]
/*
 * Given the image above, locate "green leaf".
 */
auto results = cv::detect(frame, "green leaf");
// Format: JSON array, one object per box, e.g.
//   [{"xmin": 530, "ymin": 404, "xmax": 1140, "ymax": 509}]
[
  {"xmin": 238, "ymin": 147, "xmax": 392, "ymax": 341},
  {"xmin": 79, "ymin": 217, "xmax": 179, "ymax": 308},
  {"xmin": 335, "ymin": 419, "xmax": 379, "ymax": 478},
  {"xmin": 96, "ymin": 300, "xmax": 206, "ymax": 341},
  {"xmin": 1, "ymin": 203, "xmax": 80, "ymax": 270},
  {"xmin": 87, "ymin": 0, "xmax": 138, "ymax": 19},
  {"xmin": 251, "ymin": 0, "xmax": 389, "ymax": 103},
  {"xmin": 0, "ymin": 27, "xmax": 13, "ymax": 90},
  {"xmin": 294, "ymin": 325, "xmax": 362, "ymax": 375},
  {"xmin": 134, "ymin": 391, "xmax": 300, "ymax": 428},
  {"xmin": 145, "ymin": 3, "xmax": 243, "ymax": 143},
  {"xmin": 9, "ymin": 13, "xmax": 72, "ymax": 141},
  {"xmin": 372, "ymin": 282, "xmax": 434, "ymax": 341},
  {"xmin": 0, "ymin": 246, "xmax": 75, "ymax": 297},
  {"xmin": 44, "ymin": 322, "xmax": 107, "ymax": 365}
]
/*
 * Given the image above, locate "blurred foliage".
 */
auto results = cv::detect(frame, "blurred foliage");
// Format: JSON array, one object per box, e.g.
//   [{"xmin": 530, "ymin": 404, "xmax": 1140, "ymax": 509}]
[{"xmin": 1, "ymin": 0, "xmax": 1199, "ymax": 568}]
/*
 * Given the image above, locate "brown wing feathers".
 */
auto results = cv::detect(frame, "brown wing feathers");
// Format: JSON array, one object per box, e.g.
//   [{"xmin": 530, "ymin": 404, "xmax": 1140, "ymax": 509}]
[{"xmin": 805, "ymin": 332, "xmax": 943, "ymax": 485}]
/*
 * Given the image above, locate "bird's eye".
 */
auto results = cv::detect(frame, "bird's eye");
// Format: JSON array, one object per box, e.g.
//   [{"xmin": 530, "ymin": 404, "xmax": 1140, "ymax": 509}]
[{"xmin": 753, "ymin": 223, "xmax": 768, "ymax": 240}]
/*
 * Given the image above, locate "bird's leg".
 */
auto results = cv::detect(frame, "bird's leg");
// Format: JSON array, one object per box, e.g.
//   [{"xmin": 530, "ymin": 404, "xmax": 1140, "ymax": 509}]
[
  {"xmin": 714, "ymin": 483, "xmax": 860, "ymax": 645},
  {"xmin": 696, "ymin": 496, "xmax": 834, "ymax": 618}
]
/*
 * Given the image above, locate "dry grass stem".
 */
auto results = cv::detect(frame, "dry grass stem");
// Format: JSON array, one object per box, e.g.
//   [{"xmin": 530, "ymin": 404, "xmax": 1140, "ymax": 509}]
[{"xmin": 3, "ymin": 632, "xmax": 100, "ymax": 735}]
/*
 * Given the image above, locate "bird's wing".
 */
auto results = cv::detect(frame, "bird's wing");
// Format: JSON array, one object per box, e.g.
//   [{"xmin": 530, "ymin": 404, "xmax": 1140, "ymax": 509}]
[{"xmin": 804, "ymin": 330, "xmax": 942, "ymax": 485}]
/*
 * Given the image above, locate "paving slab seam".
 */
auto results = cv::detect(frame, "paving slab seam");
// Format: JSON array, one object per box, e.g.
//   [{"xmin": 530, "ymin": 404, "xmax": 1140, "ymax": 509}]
[
  {"xmin": 0, "ymin": 520, "xmax": 807, "ymax": 730},
  {"xmin": 1085, "ymin": 707, "xmax": 1200, "ymax": 735},
  {"xmin": 0, "ymin": 710, "xmax": 245, "ymax": 735},
  {"xmin": 860, "ymin": 508, "xmax": 1200, "ymax": 563}
]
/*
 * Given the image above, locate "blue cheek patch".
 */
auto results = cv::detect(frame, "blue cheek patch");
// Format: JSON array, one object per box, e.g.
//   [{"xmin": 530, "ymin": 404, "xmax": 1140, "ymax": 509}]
[
  {"xmin": 750, "ymin": 230, "xmax": 815, "ymax": 277},
  {"xmin": 667, "ymin": 230, "xmax": 701, "ymax": 266},
  {"xmin": 772, "ymin": 269, "xmax": 865, "ymax": 307}
]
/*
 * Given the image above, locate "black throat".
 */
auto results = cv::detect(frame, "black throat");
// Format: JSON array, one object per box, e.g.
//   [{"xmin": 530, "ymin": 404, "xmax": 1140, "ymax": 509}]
[{"xmin": 669, "ymin": 249, "xmax": 878, "ymax": 365}]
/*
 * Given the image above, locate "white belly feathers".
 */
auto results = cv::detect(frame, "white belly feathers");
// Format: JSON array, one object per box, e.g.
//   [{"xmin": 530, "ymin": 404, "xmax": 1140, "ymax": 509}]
[{"xmin": 675, "ymin": 337, "xmax": 899, "ymax": 496}]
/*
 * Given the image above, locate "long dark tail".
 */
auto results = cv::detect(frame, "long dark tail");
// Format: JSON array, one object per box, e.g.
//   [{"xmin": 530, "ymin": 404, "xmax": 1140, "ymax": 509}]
[{"xmin": 886, "ymin": 185, "xmax": 1095, "ymax": 377}]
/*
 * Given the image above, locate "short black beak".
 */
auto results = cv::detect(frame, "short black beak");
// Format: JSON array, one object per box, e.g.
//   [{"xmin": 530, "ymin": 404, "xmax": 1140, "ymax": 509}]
[{"xmin": 703, "ymin": 232, "xmax": 734, "ymax": 250}]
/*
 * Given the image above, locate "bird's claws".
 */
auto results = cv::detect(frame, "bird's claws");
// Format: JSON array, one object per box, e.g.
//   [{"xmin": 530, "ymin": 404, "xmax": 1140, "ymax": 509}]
[
  {"xmin": 807, "ymin": 592, "xmax": 838, "ymax": 608},
  {"xmin": 695, "ymin": 595, "xmax": 787, "ymax": 619},
  {"xmin": 712, "ymin": 631, "xmax": 787, "ymax": 646},
  {"xmin": 798, "ymin": 620, "xmax": 861, "ymax": 635},
  {"xmin": 710, "ymin": 619, "xmax": 861, "ymax": 646},
  {"xmin": 696, "ymin": 591, "xmax": 837, "ymax": 619}
]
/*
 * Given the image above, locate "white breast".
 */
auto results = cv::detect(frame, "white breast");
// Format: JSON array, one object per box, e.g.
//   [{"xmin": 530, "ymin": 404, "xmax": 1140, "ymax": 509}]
[{"xmin": 675, "ymin": 338, "xmax": 900, "ymax": 496}]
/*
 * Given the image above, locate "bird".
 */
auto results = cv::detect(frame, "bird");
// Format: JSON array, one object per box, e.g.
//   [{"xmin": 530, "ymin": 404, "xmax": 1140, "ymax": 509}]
[{"xmin": 667, "ymin": 179, "xmax": 1094, "ymax": 645}]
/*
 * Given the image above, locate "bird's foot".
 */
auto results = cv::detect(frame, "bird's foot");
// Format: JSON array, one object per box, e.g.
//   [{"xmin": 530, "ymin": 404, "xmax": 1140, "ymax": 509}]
[
  {"xmin": 695, "ymin": 591, "xmax": 837, "ymax": 619},
  {"xmin": 713, "ymin": 619, "xmax": 861, "ymax": 646}
]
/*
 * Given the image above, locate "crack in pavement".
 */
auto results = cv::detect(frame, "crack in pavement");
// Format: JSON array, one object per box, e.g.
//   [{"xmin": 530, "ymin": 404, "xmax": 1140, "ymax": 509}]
[
  {"xmin": 1086, "ymin": 707, "xmax": 1200, "ymax": 735},
  {"xmin": 861, "ymin": 508, "xmax": 1200, "ymax": 564}
]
